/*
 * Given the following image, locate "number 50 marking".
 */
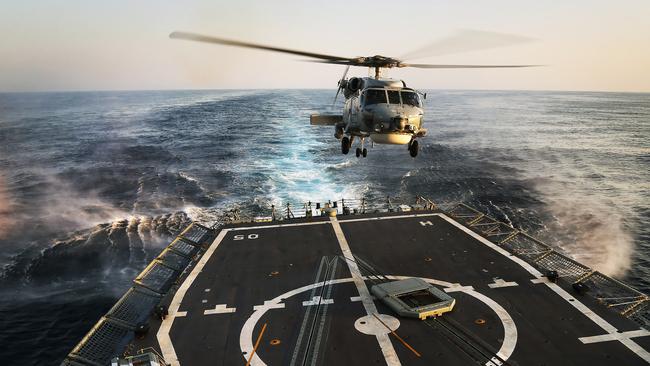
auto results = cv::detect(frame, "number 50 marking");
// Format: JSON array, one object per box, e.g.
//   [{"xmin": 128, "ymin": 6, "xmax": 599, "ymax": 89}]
[{"xmin": 234, "ymin": 233, "xmax": 259, "ymax": 241}]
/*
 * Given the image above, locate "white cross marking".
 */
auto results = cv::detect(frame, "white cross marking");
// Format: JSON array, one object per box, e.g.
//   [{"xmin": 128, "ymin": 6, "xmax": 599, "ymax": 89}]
[
  {"xmin": 253, "ymin": 300, "xmax": 285, "ymax": 311},
  {"xmin": 579, "ymin": 329, "xmax": 650, "ymax": 344},
  {"xmin": 445, "ymin": 285, "xmax": 474, "ymax": 293},
  {"xmin": 204, "ymin": 304, "xmax": 236, "ymax": 315},
  {"xmin": 302, "ymin": 296, "xmax": 334, "ymax": 306},
  {"xmin": 488, "ymin": 279, "xmax": 518, "ymax": 289}
]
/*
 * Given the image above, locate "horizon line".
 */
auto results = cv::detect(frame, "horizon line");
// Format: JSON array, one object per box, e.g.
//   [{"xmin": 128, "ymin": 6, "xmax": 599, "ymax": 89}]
[{"xmin": 1, "ymin": 87, "xmax": 649, "ymax": 95}]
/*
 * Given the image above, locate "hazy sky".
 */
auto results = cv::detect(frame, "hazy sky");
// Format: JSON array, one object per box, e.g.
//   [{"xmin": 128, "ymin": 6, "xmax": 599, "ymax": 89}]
[{"xmin": 1, "ymin": 0, "xmax": 649, "ymax": 92}]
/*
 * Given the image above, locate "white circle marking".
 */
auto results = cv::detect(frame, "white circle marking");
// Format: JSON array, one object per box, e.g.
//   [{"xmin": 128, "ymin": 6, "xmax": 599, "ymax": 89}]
[{"xmin": 239, "ymin": 275, "xmax": 517, "ymax": 365}]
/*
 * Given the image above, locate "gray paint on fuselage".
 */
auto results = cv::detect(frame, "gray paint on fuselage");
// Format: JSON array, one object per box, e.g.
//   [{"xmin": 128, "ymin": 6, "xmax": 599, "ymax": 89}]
[{"xmin": 342, "ymin": 77, "xmax": 425, "ymax": 142}]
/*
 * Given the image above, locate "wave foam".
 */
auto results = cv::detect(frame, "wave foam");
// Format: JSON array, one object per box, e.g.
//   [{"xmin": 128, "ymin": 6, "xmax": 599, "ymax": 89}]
[{"xmin": 542, "ymin": 192, "xmax": 633, "ymax": 277}]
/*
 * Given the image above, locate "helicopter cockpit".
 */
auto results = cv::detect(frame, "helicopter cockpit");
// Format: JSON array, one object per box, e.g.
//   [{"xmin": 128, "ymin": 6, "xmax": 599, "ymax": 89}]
[
  {"xmin": 360, "ymin": 88, "xmax": 422, "ymax": 108},
  {"xmin": 400, "ymin": 91, "xmax": 422, "ymax": 107}
]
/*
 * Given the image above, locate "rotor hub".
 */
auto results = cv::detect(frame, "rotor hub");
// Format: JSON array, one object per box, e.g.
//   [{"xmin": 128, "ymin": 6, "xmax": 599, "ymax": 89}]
[{"xmin": 352, "ymin": 55, "xmax": 402, "ymax": 69}]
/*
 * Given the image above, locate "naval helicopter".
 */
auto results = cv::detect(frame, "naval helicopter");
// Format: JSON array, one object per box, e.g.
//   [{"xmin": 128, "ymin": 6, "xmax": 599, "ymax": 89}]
[{"xmin": 170, "ymin": 31, "xmax": 536, "ymax": 158}]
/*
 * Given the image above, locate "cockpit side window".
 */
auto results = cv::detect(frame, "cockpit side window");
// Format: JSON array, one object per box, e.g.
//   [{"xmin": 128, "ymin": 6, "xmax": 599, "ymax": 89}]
[
  {"xmin": 363, "ymin": 89, "xmax": 387, "ymax": 105},
  {"xmin": 387, "ymin": 90, "xmax": 401, "ymax": 104},
  {"xmin": 401, "ymin": 91, "xmax": 421, "ymax": 107}
]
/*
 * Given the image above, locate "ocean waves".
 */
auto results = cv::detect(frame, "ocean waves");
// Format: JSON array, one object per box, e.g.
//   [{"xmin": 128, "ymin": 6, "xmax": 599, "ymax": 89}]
[{"xmin": 0, "ymin": 89, "xmax": 648, "ymax": 364}]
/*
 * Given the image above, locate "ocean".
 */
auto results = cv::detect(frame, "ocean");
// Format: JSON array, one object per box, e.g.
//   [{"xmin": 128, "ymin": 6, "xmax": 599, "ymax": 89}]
[{"xmin": 0, "ymin": 89, "xmax": 648, "ymax": 364}]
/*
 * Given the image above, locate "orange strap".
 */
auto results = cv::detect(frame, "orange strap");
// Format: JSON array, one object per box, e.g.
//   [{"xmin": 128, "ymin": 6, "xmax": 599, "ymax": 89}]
[{"xmin": 246, "ymin": 322, "xmax": 268, "ymax": 366}]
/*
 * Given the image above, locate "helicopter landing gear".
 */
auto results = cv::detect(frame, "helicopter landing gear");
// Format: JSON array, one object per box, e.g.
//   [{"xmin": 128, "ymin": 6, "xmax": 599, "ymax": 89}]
[
  {"xmin": 408, "ymin": 139, "xmax": 419, "ymax": 157},
  {"xmin": 342, "ymin": 136, "xmax": 351, "ymax": 154},
  {"xmin": 334, "ymin": 126, "xmax": 344, "ymax": 140},
  {"xmin": 356, "ymin": 138, "xmax": 368, "ymax": 158}
]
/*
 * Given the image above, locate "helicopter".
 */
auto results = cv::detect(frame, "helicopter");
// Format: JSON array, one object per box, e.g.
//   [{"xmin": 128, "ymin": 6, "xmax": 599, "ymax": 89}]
[{"xmin": 170, "ymin": 31, "xmax": 537, "ymax": 158}]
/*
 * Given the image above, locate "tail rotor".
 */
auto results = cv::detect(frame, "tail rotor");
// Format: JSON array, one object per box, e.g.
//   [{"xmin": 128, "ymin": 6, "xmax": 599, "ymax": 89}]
[{"xmin": 332, "ymin": 65, "xmax": 350, "ymax": 106}]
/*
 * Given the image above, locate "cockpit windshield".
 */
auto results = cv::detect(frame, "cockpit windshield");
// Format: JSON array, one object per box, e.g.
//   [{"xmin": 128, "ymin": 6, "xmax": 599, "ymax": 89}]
[
  {"xmin": 387, "ymin": 90, "xmax": 401, "ymax": 104},
  {"xmin": 363, "ymin": 89, "xmax": 387, "ymax": 105},
  {"xmin": 400, "ymin": 91, "xmax": 421, "ymax": 107}
]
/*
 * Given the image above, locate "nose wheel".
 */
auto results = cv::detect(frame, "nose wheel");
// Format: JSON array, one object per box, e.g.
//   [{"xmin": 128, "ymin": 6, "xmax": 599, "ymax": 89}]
[
  {"xmin": 355, "ymin": 138, "xmax": 368, "ymax": 158},
  {"xmin": 408, "ymin": 139, "xmax": 419, "ymax": 157}
]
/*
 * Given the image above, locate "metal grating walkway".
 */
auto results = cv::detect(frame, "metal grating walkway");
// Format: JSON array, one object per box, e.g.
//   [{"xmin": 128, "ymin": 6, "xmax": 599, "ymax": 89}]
[{"xmin": 62, "ymin": 222, "xmax": 214, "ymax": 366}]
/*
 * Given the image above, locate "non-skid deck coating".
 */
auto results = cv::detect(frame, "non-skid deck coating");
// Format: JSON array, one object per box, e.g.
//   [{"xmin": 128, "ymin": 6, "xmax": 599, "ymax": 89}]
[{"xmin": 134, "ymin": 212, "xmax": 650, "ymax": 365}]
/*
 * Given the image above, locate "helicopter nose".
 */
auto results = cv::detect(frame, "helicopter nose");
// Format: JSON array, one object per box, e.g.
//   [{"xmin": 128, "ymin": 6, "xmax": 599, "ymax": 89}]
[
  {"xmin": 393, "ymin": 117, "xmax": 408, "ymax": 131},
  {"xmin": 370, "ymin": 116, "xmax": 408, "ymax": 132}
]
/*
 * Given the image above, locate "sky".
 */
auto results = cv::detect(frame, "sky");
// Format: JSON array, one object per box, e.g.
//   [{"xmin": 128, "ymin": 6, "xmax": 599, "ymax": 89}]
[{"xmin": 1, "ymin": 0, "xmax": 649, "ymax": 92}]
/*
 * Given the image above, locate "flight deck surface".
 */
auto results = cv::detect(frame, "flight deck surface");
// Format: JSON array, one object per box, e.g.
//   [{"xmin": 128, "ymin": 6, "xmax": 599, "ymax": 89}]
[{"xmin": 133, "ymin": 211, "xmax": 650, "ymax": 365}]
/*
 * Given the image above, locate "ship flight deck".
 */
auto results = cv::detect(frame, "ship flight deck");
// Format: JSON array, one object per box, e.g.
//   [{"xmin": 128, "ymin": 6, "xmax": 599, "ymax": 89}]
[{"xmin": 126, "ymin": 210, "xmax": 650, "ymax": 366}]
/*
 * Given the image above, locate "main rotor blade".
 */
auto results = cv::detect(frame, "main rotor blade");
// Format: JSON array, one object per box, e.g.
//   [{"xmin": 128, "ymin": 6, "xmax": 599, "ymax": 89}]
[
  {"xmin": 305, "ymin": 60, "xmax": 358, "ymax": 65},
  {"xmin": 401, "ymin": 63, "xmax": 540, "ymax": 69},
  {"xmin": 400, "ymin": 29, "xmax": 535, "ymax": 61},
  {"xmin": 170, "ymin": 31, "xmax": 352, "ymax": 62}
]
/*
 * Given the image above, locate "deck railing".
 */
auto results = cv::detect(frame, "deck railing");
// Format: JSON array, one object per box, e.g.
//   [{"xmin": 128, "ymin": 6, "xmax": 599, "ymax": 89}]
[
  {"xmin": 61, "ymin": 223, "xmax": 214, "ymax": 366},
  {"xmin": 447, "ymin": 203, "xmax": 650, "ymax": 326}
]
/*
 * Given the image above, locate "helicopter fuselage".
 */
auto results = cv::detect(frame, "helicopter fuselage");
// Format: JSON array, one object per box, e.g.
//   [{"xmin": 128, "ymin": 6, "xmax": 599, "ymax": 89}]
[
  {"xmin": 310, "ymin": 76, "xmax": 427, "ymax": 157},
  {"xmin": 341, "ymin": 77, "xmax": 426, "ymax": 146}
]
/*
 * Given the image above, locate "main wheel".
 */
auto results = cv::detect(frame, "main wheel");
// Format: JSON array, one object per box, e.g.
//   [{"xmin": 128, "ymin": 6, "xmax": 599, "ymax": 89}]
[
  {"xmin": 355, "ymin": 147, "xmax": 361, "ymax": 157},
  {"xmin": 362, "ymin": 148, "xmax": 367, "ymax": 157},
  {"xmin": 409, "ymin": 140, "xmax": 419, "ymax": 157},
  {"xmin": 342, "ymin": 137, "xmax": 350, "ymax": 154}
]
